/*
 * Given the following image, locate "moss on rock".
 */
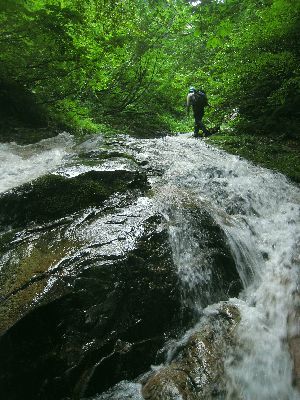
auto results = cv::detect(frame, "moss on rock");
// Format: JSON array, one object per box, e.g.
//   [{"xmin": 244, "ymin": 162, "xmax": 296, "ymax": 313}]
[{"xmin": 0, "ymin": 236, "xmax": 77, "ymax": 334}]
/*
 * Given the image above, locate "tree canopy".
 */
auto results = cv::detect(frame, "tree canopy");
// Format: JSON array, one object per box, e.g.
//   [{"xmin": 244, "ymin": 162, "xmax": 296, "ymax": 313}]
[{"xmin": 0, "ymin": 0, "xmax": 299, "ymax": 137}]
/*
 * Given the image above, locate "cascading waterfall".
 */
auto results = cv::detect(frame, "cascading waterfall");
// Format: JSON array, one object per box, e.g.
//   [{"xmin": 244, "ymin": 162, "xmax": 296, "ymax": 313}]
[
  {"xmin": 127, "ymin": 134, "xmax": 300, "ymax": 399},
  {"xmin": 1, "ymin": 132, "xmax": 299, "ymax": 399}
]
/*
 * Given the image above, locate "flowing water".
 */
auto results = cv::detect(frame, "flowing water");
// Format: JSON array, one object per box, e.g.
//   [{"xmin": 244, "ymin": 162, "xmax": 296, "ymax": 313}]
[
  {"xmin": 0, "ymin": 132, "xmax": 74, "ymax": 194},
  {"xmin": 1, "ymin": 132, "xmax": 299, "ymax": 399},
  {"xmin": 124, "ymin": 134, "xmax": 300, "ymax": 400}
]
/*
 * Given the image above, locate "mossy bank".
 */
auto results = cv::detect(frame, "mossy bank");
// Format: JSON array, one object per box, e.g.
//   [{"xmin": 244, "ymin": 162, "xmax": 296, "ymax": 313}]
[{"xmin": 208, "ymin": 132, "xmax": 300, "ymax": 184}]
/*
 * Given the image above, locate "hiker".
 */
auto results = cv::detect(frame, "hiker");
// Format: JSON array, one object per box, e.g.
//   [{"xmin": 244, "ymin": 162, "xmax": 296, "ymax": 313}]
[{"xmin": 186, "ymin": 87, "xmax": 210, "ymax": 137}]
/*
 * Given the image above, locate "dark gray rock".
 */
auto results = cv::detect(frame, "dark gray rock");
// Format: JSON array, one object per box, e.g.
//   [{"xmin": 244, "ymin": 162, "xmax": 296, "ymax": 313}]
[
  {"xmin": 166, "ymin": 205, "xmax": 243, "ymax": 310},
  {"xmin": 0, "ymin": 169, "xmax": 149, "ymax": 228},
  {"xmin": 0, "ymin": 214, "xmax": 183, "ymax": 400}
]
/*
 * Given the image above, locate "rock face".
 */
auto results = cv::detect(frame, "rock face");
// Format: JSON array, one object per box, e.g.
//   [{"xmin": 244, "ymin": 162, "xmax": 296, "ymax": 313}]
[
  {"xmin": 0, "ymin": 138, "xmax": 244, "ymax": 400},
  {"xmin": 0, "ymin": 152, "xmax": 177, "ymax": 400},
  {"xmin": 0, "ymin": 157, "xmax": 151, "ymax": 335},
  {"xmin": 0, "ymin": 169, "xmax": 149, "ymax": 227},
  {"xmin": 0, "ymin": 214, "xmax": 183, "ymax": 400},
  {"xmin": 142, "ymin": 304, "xmax": 241, "ymax": 400}
]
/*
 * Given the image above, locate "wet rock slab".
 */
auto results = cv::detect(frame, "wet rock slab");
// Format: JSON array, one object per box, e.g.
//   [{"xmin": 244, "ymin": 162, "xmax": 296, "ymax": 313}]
[
  {"xmin": 165, "ymin": 203, "xmax": 243, "ymax": 310},
  {"xmin": 0, "ymin": 156, "xmax": 151, "ymax": 337},
  {"xmin": 0, "ymin": 167, "xmax": 149, "ymax": 228},
  {"xmin": 0, "ymin": 213, "xmax": 184, "ymax": 400},
  {"xmin": 0, "ymin": 134, "xmax": 247, "ymax": 400}
]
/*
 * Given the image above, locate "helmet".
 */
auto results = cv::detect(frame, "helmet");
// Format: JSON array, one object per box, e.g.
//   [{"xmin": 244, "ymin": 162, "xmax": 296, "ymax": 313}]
[{"xmin": 189, "ymin": 86, "xmax": 196, "ymax": 93}]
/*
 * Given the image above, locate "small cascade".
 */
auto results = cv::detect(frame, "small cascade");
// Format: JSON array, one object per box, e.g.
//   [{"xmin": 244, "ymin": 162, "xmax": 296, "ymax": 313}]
[{"xmin": 128, "ymin": 134, "xmax": 300, "ymax": 399}]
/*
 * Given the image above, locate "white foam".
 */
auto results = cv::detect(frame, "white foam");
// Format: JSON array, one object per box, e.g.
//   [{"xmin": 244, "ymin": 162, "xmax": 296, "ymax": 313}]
[
  {"xmin": 0, "ymin": 132, "xmax": 74, "ymax": 193},
  {"xmin": 127, "ymin": 135, "xmax": 300, "ymax": 398}
]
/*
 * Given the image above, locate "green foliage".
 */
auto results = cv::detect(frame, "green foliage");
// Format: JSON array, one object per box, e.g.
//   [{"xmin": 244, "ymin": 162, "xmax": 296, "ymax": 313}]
[
  {"xmin": 0, "ymin": 0, "xmax": 192, "ymax": 135},
  {"xmin": 191, "ymin": 0, "xmax": 300, "ymax": 137},
  {"xmin": 0, "ymin": 0, "xmax": 299, "ymax": 140}
]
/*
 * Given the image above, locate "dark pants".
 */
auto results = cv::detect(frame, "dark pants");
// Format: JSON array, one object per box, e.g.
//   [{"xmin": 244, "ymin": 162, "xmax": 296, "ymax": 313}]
[{"xmin": 193, "ymin": 108, "xmax": 209, "ymax": 137}]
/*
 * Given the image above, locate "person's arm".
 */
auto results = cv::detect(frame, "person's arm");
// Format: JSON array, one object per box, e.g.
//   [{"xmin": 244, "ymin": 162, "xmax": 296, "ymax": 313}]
[{"xmin": 186, "ymin": 93, "xmax": 192, "ymax": 115}]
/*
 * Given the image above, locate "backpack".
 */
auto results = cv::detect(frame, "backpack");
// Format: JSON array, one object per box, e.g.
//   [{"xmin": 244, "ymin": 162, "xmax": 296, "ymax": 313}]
[{"xmin": 191, "ymin": 90, "xmax": 208, "ymax": 108}]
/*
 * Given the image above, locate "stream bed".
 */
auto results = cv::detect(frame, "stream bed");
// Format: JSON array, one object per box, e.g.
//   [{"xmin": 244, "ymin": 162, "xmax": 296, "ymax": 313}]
[{"xmin": 0, "ymin": 132, "xmax": 299, "ymax": 400}]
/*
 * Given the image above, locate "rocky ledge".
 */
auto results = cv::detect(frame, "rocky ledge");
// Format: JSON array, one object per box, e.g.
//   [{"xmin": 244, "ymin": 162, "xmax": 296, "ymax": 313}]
[{"xmin": 142, "ymin": 303, "xmax": 241, "ymax": 400}]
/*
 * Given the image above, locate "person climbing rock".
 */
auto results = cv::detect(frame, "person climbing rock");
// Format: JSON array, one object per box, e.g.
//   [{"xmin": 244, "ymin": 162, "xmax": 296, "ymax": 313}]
[{"xmin": 186, "ymin": 86, "xmax": 210, "ymax": 138}]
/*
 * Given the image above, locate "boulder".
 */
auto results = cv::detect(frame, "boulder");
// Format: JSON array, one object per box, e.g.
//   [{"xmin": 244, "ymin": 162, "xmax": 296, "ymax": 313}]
[{"xmin": 142, "ymin": 303, "xmax": 241, "ymax": 400}]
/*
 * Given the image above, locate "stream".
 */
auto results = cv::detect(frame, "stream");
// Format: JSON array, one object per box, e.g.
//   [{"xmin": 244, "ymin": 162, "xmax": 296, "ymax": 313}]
[{"xmin": 0, "ymin": 132, "xmax": 299, "ymax": 400}]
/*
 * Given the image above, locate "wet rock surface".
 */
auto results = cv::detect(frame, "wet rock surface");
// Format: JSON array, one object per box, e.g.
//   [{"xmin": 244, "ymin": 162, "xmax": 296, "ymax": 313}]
[
  {"xmin": 0, "ymin": 214, "xmax": 183, "ymax": 400},
  {"xmin": 0, "ymin": 168, "xmax": 149, "ymax": 228},
  {"xmin": 0, "ymin": 143, "xmax": 152, "ymax": 338},
  {"xmin": 0, "ymin": 133, "xmax": 243, "ymax": 400},
  {"xmin": 0, "ymin": 134, "xmax": 243, "ymax": 400},
  {"xmin": 166, "ymin": 205, "xmax": 243, "ymax": 310},
  {"xmin": 142, "ymin": 303, "xmax": 241, "ymax": 400},
  {"xmin": 1, "ymin": 133, "xmax": 297, "ymax": 400},
  {"xmin": 288, "ymin": 290, "xmax": 300, "ymax": 391}
]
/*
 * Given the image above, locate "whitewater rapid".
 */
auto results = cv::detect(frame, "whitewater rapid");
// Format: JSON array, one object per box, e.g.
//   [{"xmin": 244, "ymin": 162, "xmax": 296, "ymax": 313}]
[{"xmin": 126, "ymin": 134, "xmax": 300, "ymax": 400}]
